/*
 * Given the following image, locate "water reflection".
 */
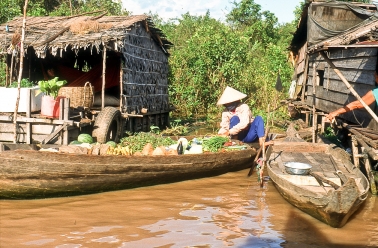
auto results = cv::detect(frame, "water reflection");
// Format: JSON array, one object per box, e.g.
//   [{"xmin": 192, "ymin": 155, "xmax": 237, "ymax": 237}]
[{"xmin": 1, "ymin": 169, "xmax": 378, "ymax": 247}]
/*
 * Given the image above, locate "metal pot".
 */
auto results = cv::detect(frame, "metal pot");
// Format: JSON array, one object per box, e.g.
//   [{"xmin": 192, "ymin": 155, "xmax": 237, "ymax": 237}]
[{"xmin": 284, "ymin": 162, "xmax": 312, "ymax": 175}]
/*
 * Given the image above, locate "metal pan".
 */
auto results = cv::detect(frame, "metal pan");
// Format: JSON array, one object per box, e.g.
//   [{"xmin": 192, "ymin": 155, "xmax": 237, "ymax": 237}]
[{"xmin": 284, "ymin": 162, "xmax": 312, "ymax": 175}]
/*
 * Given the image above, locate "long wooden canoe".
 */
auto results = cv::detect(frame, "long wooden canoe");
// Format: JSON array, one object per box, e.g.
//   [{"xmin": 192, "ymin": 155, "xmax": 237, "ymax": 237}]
[
  {"xmin": 0, "ymin": 143, "xmax": 256, "ymax": 199},
  {"xmin": 267, "ymin": 141, "xmax": 369, "ymax": 228}
]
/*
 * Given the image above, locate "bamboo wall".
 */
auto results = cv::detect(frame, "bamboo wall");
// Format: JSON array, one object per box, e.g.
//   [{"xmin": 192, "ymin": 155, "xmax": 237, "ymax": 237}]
[{"xmin": 121, "ymin": 23, "xmax": 169, "ymax": 115}]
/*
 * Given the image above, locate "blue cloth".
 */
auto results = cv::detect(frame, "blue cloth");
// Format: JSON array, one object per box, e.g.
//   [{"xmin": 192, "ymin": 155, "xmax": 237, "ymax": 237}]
[
  {"xmin": 229, "ymin": 115, "xmax": 265, "ymax": 143},
  {"xmin": 372, "ymin": 88, "xmax": 378, "ymax": 105}
]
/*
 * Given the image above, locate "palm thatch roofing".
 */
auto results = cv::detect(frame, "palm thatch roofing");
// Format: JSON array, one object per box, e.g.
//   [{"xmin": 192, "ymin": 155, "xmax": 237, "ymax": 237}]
[{"xmin": 0, "ymin": 13, "xmax": 173, "ymax": 58}]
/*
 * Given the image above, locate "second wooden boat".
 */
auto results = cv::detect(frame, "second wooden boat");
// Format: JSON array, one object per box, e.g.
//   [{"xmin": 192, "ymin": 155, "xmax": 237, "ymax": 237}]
[
  {"xmin": 0, "ymin": 143, "xmax": 256, "ymax": 199},
  {"xmin": 267, "ymin": 141, "xmax": 369, "ymax": 228}
]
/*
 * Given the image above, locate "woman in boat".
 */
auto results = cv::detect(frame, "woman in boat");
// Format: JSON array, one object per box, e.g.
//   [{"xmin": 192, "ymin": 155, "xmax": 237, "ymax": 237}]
[
  {"xmin": 217, "ymin": 86, "xmax": 271, "ymax": 146},
  {"xmin": 327, "ymin": 72, "xmax": 378, "ymax": 122}
]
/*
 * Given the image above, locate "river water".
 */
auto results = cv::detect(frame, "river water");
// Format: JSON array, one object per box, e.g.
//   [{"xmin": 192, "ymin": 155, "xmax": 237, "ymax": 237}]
[{"xmin": 1, "ymin": 168, "xmax": 378, "ymax": 248}]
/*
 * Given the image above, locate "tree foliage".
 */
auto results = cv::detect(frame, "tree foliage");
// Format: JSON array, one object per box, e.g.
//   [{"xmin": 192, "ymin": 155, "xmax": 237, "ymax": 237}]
[
  {"xmin": 158, "ymin": 0, "xmax": 295, "ymax": 121},
  {"xmin": 0, "ymin": 0, "xmax": 129, "ymax": 22},
  {"xmin": 0, "ymin": 0, "xmax": 301, "ymax": 123}
]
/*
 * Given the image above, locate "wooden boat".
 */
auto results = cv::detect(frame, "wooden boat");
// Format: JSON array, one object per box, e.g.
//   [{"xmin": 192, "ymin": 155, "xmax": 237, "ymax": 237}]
[
  {"xmin": 0, "ymin": 143, "xmax": 256, "ymax": 199},
  {"xmin": 266, "ymin": 141, "xmax": 369, "ymax": 228}
]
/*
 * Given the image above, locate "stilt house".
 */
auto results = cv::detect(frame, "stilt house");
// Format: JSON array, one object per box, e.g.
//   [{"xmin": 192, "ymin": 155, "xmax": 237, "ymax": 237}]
[
  {"xmin": 290, "ymin": 1, "xmax": 378, "ymax": 130},
  {"xmin": 0, "ymin": 13, "xmax": 172, "ymax": 144}
]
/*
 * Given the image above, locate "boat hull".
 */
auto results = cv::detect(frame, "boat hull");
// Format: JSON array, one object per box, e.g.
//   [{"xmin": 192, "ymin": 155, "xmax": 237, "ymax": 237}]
[
  {"xmin": 267, "ymin": 141, "xmax": 369, "ymax": 228},
  {"xmin": 0, "ymin": 147, "xmax": 255, "ymax": 199}
]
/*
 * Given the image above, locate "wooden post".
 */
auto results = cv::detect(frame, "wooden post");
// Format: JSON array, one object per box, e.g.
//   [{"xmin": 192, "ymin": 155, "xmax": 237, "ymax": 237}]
[
  {"xmin": 26, "ymin": 89, "xmax": 31, "ymax": 144},
  {"xmin": 101, "ymin": 46, "xmax": 107, "ymax": 110},
  {"xmin": 321, "ymin": 116, "xmax": 326, "ymax": 134},
  {"xmin": 63, "ymin": 98, "xmax": 70, "ymax": 145},
  {"xmin": 5, "ymin": 57, "xmax": 9, "ymax": 87},
  {"xmin": 119, "ymin": 55, "xmax": 123, "ymax": 112},
  {"xmin": 312, "ymin": 63, "xmax": 317, "ymax": 143},
  {"xmin": 361, "ymin": 146, "xmax": 378, "ymax": 195},
  {"xmin": 9, "ymin": 53, "xmax": 14, "ymax": 87},
  {"xmin": 301, "ymin": 52, "xmax": 309, "ymax": 102},
  {"xmin": 320, "ymin": 51, "xmax": 378, "ymax": 124},
  {"xmin": 59, "ymin": 97, "xmax": 64, "ymax": 120},
  {"xmin": 351, "ymin": 135, "xmax": 360, "ymax": 168},
  {"xmin": 13, "ymin": 0, "xmax": 29, "ymax": 143}
]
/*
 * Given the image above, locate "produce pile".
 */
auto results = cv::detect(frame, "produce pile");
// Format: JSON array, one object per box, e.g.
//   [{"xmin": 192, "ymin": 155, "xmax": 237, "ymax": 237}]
[{"xmin": 68, "ymin": 133, "xmax": 247, "ymax": 156}]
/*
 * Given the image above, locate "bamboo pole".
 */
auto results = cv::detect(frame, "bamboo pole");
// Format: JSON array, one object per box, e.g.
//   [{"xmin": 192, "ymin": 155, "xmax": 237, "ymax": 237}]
[
  {"xmin": 119, "ymin": 55, "xmax": 123, "ymax": 111},
  {"xmin": 9, "ymin": 52, "xmax": 14, "ymax": 87},
  {"xmin": 26, "ymin": 89, "xmax": 31, "ymax": 144},
  {"xmin": 13, "ymin": 0, "xmax": 28, "ymax": 143},
  {"xmin": 101, "ymin": 45, "xmax": 107, "ymax": 110},
  {"xmin": 301, "ymin": 53, "xmax": 310, "ymax": 102},
  {"xmin": 320, "ymin": 51, "xmax": 378, "ymax": 124},
  {"xmin": 312, "ymin": 63, "xmax": 317, "ymax": 143}
]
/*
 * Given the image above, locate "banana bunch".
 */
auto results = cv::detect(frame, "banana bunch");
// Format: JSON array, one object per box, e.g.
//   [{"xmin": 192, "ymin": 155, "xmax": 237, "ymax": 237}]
[{"xmin": 107, "ymin": 145, "xmax": 132, "ymax": 156}]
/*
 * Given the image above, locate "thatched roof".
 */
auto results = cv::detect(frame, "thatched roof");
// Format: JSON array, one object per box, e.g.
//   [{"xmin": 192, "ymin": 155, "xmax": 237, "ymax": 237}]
[{"xmin": 0, "ymin": 13, "xmax": 173, "ymax": 58}]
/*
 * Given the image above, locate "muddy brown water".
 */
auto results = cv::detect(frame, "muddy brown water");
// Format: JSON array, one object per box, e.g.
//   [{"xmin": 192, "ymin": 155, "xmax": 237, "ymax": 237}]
[{"xmin": 1, "ymin": 168, "xmax": 378, "ymax": 248}]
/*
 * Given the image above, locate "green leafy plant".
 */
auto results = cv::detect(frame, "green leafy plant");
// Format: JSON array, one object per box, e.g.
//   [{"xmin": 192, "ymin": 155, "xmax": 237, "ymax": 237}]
[
  {"xmin": 38, "ymin": 77, "xmax": 67, "ymax": 99},
  {"xmin": 160, "ymin": 119, "xmax": 192, "ymax": 136},
  {"xmin": 150, "ymin": 125, "xmax": 161, "ymax": 134},
  {"xmin": 120, "ymin": 132, "xmax": 176, "ymax": 152},
  {"xmin": 202, "ymin": 136, "xmax": 229, "ymax": 152},
  {"xmin": 8, "ymin": 78, "xmax": 35, "ymax": 88}
]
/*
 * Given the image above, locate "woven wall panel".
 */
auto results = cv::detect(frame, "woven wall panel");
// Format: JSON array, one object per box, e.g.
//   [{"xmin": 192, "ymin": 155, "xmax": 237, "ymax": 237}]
[{"xmin": 121, "ymin": 24, "xmax": 170, "ymax": 114}]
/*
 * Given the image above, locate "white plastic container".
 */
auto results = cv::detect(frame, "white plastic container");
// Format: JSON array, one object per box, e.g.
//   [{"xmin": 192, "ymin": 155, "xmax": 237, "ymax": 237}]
[{"xmin": 0, "ymin": 86, "xmax": 43, "ymax": 112}]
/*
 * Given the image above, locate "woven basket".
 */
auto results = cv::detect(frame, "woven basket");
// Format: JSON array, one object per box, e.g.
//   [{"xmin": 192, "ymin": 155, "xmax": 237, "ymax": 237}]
[{"xmin": 58, "ymin": 82, "xmax": 94, "ymax": 108}]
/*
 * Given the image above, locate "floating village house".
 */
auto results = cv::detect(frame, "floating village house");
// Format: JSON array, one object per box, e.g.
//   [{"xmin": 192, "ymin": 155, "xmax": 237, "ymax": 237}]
[
  {"xmin": 290, "ymin": 0, "xmax": 378, "ymax": 193},
  {"xmin": 0, "ymin": 14, "xmax": 172, "ymax": 144}
]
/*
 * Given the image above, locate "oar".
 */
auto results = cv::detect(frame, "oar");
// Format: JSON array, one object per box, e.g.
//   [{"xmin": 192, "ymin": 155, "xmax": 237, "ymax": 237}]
[{"xmin": 247, "ymin": 126, "xmax": 270, "ymax": 177}]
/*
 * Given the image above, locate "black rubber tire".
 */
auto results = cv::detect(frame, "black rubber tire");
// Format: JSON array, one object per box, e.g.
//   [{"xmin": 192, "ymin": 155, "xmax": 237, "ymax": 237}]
[{"xmin": 92, "ymin": 107, "xmax": 121, "ymax": 143}]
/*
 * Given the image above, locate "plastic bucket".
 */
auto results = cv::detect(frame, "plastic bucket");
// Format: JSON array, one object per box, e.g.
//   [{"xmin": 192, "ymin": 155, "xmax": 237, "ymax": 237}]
[{"xmin": 41, "ymin": 95, "xmax": 64, "ymax": 118}]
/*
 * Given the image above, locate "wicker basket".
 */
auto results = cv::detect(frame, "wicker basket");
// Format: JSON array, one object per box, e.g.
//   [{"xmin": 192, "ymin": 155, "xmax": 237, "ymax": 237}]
[{"xmin": 58, "ymin": 82, "xmax": 94, "ymax": 108}]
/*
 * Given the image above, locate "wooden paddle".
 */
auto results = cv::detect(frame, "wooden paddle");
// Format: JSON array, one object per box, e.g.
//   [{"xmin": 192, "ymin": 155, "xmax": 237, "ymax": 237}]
[{"xmin": 247, "ymin": 126, "xmax": 270, "ymax": 177}]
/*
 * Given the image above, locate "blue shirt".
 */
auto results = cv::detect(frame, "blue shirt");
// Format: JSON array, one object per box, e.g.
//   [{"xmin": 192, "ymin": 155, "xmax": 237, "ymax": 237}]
[{"xmin": 373, "ymin": 88, "xmax": 378, "ymax": 105}]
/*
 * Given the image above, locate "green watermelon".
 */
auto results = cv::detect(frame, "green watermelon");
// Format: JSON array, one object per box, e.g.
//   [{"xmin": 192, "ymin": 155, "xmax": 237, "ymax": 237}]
[
  {"xmin": 70, "ymin": 140, "xmax": 82, "ymax": 145},
  {"xmin": 106, "ymin": 141, "xmax": 117, "ymax": 148},
  {"xmin": 78, "ymin": 133, "xmax": 93, "ymax": 143}
]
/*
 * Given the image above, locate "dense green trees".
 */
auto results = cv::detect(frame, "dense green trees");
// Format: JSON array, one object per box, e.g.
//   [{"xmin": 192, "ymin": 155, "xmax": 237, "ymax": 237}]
[
  {"xmin": 1, "ymin": 0, "xmax": 301, "ymax": 122},
  {"xmin": 157, "ymin": 0, "xmax": 295, "ymax": 121}
]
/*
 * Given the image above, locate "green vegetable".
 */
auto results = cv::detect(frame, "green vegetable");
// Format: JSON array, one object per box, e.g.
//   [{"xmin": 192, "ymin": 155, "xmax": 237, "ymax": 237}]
[
  {"xmin": 120, "ymin": 132, "xmax": 176, "ymax": 152},
  {"xmin": 9, "ymin": 78, "xmax": 35, "ymax": 88},
  {"xmin": 106, "ymin": 141, "xmax": 117, "ymax": 148},
  {"xmin": 202, "ymin": 136, "xmax": 229, "ymax": 152},
  {"xmin": 78, "ymin": 133, "xmax": 93, "ymax": 143},
  {"xmin": 70, "ymin": 140, "xmax": 82, "ymax": 145},
  {"xmin": 38, "ymin": 77, "xmax": 67, "ymax": 99}
]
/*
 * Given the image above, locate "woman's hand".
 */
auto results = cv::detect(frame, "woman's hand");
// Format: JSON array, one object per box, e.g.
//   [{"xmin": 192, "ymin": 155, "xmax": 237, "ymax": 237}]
[{"xmin": 326, "ymin": 112, "xmax": 338, "ymax": 122}]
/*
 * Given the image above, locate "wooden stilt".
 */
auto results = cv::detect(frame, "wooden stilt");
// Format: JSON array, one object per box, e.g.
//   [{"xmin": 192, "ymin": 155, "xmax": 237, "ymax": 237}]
[
  {"xmin": 321, "ymin": 116, "xmax": 326, "ymax": 134},
  {"xmin": 119, "ymin": 56, "xmax": 123, "ymax": 112},
  {"xmin": 101, "ymin": 46, "xmax": 107, "ymax": 110},
  {"xmin": 63, "ymin": 98, "xmax": 70, "ymax": 145},
  {"xmin": 26, "ymin": 89, "xmax": 31, "ymax": 144},
  {"xmin": 312, "ymin": 64, "xmax": 317, "ymax": 143},
  {"xmin": 351, "ymin": 135, "xmax": 360, "ymax": 169},
  {"xmin": 362, "ymin": 146, "xmax": 377, "ymax": 195}
]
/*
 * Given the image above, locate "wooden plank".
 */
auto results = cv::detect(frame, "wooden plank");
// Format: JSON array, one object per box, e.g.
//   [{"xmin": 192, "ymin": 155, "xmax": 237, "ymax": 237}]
[
  {"xmin": 313, "ymin": 47, "xmax": 378, "ymax": 60},
  {"xmin": 0, "ymin": 116, "xmax": 74, "ymax": 125},
  {"xmin": 41, "ymin": 123, "xmax": 67, "ymax": 144},
  {"xmin": 308, "ymin": 19, "xmax": 378, "ymax": 51}
]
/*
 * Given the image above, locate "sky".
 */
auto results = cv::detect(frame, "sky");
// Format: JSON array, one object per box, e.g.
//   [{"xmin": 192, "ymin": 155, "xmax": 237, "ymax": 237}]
[{"xmin": 122, "ymin": 0, "xmax": 303, "ymax": 24}]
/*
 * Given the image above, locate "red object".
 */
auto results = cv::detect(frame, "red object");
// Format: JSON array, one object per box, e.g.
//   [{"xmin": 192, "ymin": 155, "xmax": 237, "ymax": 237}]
[{"xmin": 41, "ymin": 95, "xmax": 65, "ymax": 118}]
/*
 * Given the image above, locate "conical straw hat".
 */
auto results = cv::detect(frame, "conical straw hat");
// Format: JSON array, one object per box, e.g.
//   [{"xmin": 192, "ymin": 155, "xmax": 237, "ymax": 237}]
[{"xmin": 217, "ymin": 86, "xmax": 247, "ymax": 105}]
